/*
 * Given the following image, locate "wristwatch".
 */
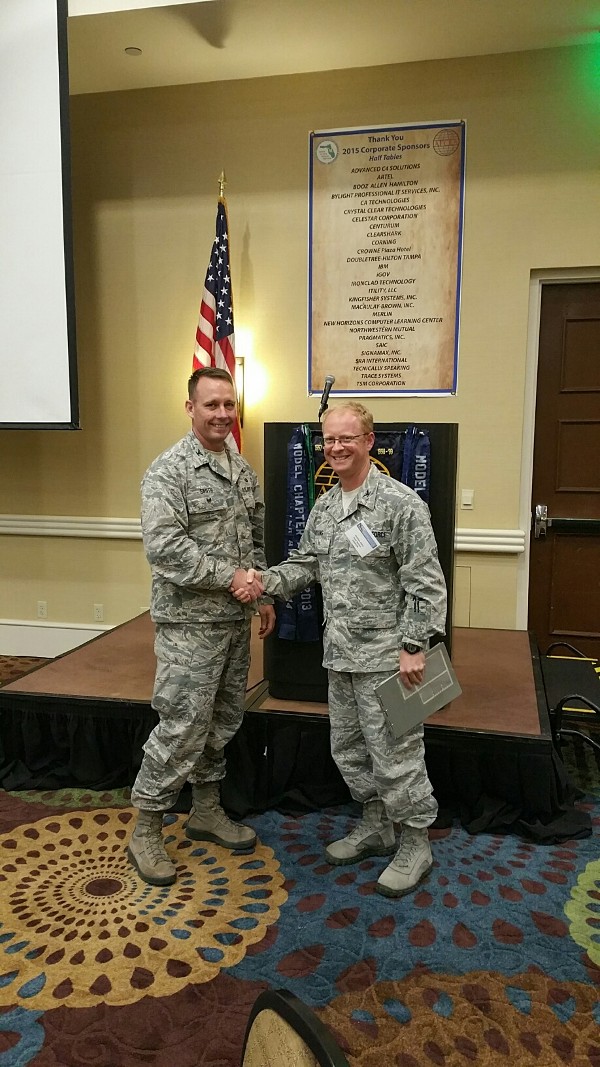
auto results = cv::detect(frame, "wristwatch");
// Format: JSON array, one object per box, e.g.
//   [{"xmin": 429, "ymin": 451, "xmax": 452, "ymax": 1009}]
[{"xmin": 402, "ymin": 642, "xmax": 422, "ymax": 655}]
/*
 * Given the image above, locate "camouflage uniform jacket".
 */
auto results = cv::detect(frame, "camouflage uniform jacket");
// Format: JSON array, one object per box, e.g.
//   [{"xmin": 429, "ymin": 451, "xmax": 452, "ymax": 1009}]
[
  {"xmin": 263, "ymin": 463, "xmax": 447, "ymax": 672},
  {"xmin": 141, "ymin": 431, "xmax": 269, "ymax": 624}
]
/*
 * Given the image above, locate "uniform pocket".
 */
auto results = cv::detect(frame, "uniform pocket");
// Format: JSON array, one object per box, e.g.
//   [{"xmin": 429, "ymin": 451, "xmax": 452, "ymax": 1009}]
[
  {"xmin": 188, "ymin": 491, "xmax": 228, "ymax": 517},
  {"xmin": 367, "ymin": 535, "xmax": 392, "ymax": 558},
  {"xmin": 143, "ymin": 735, "xmax": 172, "ymax": 765},
  {"xmin": 188, "ymin": 499, "xmax": 228, "ymax": 530}
]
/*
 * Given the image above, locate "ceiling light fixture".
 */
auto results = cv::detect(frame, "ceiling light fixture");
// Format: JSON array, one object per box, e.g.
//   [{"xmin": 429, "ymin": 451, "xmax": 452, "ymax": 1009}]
[{"xmin": 124, "ymin": 46, "xmax": 142, "ymax": 56}]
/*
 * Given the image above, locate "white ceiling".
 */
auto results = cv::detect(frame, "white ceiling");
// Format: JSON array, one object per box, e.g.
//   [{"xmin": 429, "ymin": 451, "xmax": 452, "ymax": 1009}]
[{"xmin": 67, "ymin": 0, "xmax": 600, "ymax": 95}]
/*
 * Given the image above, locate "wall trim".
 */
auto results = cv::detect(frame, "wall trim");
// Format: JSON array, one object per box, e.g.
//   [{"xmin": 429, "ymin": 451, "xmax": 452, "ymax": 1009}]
[
  {"xmin": 454, "ymin": 528, "xmax": 525, "ymax": 554},
  {"xmin": 0, "ymin": 514, "xmax": 524, "ymax": 553},
  {"xmin": 0, "ymin": 620, "xmax": 112, "ymax": 658},
  {"xmin": 0, "ymin": 515, "xmax": 141, "ymax": 539},
  {"xmin": 0, "ymin": 520, "xmax": 525, "ymax": 656}
]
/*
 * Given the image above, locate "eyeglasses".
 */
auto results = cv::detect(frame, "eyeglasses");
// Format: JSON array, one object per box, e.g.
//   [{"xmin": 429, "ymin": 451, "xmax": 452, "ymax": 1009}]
[{"xmin": 322, "ymin": 433, "xmax": 370, "ymax": 447}]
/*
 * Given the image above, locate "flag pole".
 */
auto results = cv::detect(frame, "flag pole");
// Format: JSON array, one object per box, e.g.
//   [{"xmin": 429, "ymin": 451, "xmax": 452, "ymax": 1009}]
[{"xmin": 216, "ymin": 170, "xmax": 240, "ymax": 433}]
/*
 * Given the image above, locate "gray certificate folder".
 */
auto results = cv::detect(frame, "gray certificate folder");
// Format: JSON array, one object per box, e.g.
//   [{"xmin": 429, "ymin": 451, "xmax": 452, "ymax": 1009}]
[{"xmin": 374, "ymin": 643, "xmax": 462, "ymax": 738}]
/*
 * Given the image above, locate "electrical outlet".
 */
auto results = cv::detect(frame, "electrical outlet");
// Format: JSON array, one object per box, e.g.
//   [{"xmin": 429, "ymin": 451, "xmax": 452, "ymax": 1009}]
[
  {"xmin": 37, "ymin": 600, "xmax": 47, "ymax": 619},
  {"xmin": 93, "ymin": 603, "xmax": 104, "ymax": 622}
]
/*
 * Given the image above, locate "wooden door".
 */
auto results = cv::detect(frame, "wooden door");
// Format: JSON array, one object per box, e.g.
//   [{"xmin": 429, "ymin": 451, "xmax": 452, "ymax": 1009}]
[{"xmin": 528, "ymin": 282, "xmax": 600, "ymax": 658}]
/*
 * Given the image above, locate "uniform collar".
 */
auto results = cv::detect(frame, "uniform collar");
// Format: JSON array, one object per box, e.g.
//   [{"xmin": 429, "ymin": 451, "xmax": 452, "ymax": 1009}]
[
  {"xmin": 187, "ymin": 431, "xmax": 241, "ymax": 482},
  {"xmin": 322, "ymin": 462, "xmax": 380, "ymax": 519}
]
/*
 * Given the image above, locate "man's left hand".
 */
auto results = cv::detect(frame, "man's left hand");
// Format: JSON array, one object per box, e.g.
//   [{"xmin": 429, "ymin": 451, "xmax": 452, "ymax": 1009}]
[
  {"xmin": 258, "ymin": 604, "xmax": 276, "ymax": 639},
  {"xmin": 398, "ymin": 648, "xmax": 426, "ymax": 690}
]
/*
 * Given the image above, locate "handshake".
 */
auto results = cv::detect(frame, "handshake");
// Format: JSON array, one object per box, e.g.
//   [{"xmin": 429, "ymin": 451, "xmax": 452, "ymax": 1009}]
[{"xmin": 229, "ymin": 567, "xmax": 264, "ymax": 604}]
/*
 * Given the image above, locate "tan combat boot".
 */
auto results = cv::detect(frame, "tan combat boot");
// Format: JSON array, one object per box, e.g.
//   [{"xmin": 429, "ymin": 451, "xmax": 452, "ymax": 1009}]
[
  {"xmin": 127, "ymin": 811, "xmax": 177, "ymax": 886},
  {"xmin": 375, "ymin": 826, "xmax": 433, "ymax": 897},
  {"xmin": 325, "ymin": 797, "xmax": 396, "ymax": 866},
  {"xmin": 186, "ymin": 783, "xmax": 256, "ymax": 849}
]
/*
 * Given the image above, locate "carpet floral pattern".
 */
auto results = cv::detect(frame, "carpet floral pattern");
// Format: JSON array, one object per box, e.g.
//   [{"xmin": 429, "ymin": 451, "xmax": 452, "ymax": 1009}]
[
  {"xmin": 0, "ymin": 782, "xmax": 597, "ymax": 1066},
  {"xmin": 320, "ymin": 970, "xmax": 600, "ymax": 1065},
  {"xmin": 1, "ymin": 655, "xmax": 599, "ymax": 1065},
  {"xmin": 0, "ymin": 808, "xmax": 286, "ymax": 1010}
]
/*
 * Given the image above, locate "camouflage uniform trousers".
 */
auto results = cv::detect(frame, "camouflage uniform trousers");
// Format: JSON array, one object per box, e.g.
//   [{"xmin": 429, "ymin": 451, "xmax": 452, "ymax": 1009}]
[
  {"xmin": 328, "ymin": 669, "xmax": 438, "ymax": 829},
  {"xmin": 131, "ymin": 619, "xmax": 251, "ymax": 812}
]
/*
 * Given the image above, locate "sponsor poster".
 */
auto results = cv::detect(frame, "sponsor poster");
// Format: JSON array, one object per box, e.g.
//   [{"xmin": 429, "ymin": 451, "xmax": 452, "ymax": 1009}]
[{"xmin": 309, "ymin": 122, "xmax": 465, "ymax": 396}]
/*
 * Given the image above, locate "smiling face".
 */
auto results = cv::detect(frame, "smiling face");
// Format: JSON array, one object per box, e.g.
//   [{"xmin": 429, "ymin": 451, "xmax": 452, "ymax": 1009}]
[
  {"xmin": 322, "ymin": 408, "xmax": 374, "ymax": 490},
  {"xmin": 185, "ymin": 375, "xmax": 237, "ymax": 451}
]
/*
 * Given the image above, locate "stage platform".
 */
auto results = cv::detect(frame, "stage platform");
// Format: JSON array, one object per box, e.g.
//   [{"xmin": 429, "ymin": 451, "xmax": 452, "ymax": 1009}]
[{"xmin": 0, "ymin": 614, "xmax": 590, "ymax": 841}]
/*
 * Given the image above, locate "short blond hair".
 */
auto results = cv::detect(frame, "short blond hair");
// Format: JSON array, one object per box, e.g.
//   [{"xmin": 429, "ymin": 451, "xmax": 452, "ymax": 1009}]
[{"xmin": 322, "ymin": 401, "xmax": 374, "ymax": 434}]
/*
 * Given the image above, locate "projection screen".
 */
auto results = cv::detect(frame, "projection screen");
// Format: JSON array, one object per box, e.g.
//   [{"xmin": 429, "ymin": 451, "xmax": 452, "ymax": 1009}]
[{"xmin": 0, "ymin": 0, "xmax": 79, "ymax": 428}]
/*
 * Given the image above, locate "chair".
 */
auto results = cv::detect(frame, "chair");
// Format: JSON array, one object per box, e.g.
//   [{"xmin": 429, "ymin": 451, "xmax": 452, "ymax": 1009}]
[
  {"xmin": 241, "ymin": 988, "xmax": 350, "ymax": 1067},
  {"xmin": 540, "ymin": 642, "xmax": 600, "ymax": 754}
]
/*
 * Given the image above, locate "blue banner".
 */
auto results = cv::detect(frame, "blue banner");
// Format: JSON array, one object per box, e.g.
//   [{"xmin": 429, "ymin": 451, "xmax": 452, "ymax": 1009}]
[
  {"xmin": 401, "ymin": 425, "xmax": 431, "ymax": 502},
  {"xmin": 277, "ymin": 426, "xmax": 320, "ymax": 642}
]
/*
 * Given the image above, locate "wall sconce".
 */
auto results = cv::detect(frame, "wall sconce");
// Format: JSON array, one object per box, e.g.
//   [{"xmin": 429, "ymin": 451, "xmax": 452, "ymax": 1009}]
[{"xmin": 235, "ymin": 355, "xmax": 245, "ymax": 426}]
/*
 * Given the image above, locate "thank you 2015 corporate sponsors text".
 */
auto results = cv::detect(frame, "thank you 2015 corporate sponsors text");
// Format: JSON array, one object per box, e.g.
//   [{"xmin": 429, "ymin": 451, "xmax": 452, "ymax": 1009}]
[{"xmin": 309, "ymin": 123, "xmax": 465, "ymax": 396}]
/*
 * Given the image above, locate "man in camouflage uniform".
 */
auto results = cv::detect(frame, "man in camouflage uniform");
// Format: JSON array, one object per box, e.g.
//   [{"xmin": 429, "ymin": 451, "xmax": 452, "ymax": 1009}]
[
  {"xmin": 236, "ymin": 402, "xmax": 446, "ymax": 898},
  {"xmin": 128, "ymin": 367, "xmax": 275, "ymax": 886}
]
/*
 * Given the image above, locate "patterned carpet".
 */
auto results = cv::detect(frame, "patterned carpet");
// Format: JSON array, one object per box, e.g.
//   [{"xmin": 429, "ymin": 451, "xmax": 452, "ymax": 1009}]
[
  {"xmin": 0, "ymin": 658, "xmax": 599, "ymax": 1065},
  {"xmin": 0, "ymin": 658, "xmax": 48, "ymax": 688}
]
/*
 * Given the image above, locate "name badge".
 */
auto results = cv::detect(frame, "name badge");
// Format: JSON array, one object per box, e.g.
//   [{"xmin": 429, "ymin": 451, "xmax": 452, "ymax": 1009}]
[{"xmin": 345, "ymin": 520, "xmax": 380, "ymax": 557}]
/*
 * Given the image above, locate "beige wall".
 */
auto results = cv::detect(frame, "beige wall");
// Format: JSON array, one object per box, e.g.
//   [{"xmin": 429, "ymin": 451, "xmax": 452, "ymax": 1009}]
[{"xmin": 0, "ymin": 44, "xmax": 598, "ymax": 639}]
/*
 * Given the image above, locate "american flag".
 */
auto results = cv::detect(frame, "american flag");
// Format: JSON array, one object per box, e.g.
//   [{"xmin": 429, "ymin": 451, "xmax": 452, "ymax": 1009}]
[{"xmin": 193, "ymin": 199, "xmax": 241, "ymax": 450}]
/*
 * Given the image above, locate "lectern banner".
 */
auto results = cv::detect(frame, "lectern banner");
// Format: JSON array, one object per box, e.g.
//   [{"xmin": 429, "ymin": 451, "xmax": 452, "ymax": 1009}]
[{"xmin": 309, "ymin": 122, "xmax": 465, "ymax": 397}]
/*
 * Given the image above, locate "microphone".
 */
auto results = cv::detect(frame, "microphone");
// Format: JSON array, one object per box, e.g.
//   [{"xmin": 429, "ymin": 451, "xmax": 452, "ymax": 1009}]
[{"xmin": 318, "ymin": 374, "xmax": 335, "ymax": 420}]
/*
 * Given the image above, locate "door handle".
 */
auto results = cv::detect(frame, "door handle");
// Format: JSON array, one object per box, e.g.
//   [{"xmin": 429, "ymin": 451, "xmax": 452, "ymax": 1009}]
[
  {"xmin": 533, "ymin": 505, "xmax": 600, "ymax": 538},
  {"xmin": 534, "ymin": 504, "xmax": 548, "ymax": 539}
]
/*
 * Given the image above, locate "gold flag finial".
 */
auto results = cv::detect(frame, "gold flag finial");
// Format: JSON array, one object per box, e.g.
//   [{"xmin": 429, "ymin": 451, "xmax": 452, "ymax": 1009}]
[{"xmin": 218, "ymin": 171, "xmax": 227, "ymax": 199}]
